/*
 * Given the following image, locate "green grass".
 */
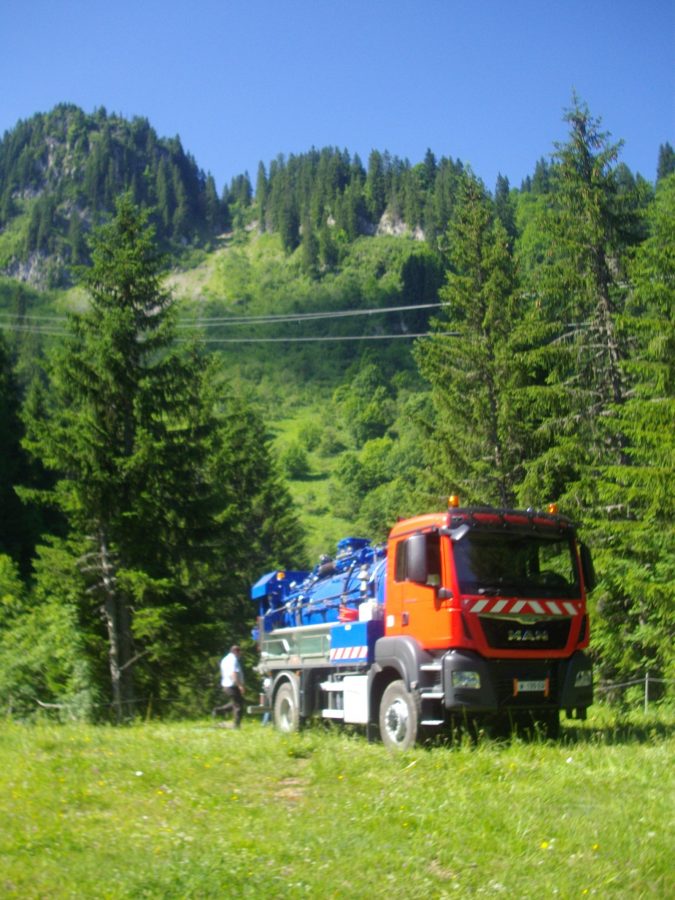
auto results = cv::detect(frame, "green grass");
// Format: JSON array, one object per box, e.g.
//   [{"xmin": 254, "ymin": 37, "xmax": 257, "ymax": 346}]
[{"xmin": 2, "ymin": 709, "xmax": 673, "ymax": 898}]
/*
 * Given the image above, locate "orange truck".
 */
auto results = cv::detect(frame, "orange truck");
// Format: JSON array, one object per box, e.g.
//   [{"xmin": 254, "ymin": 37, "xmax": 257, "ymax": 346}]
[{"xmin": 251, "ymin": 499, "xmax": 595, "ymax": 748}]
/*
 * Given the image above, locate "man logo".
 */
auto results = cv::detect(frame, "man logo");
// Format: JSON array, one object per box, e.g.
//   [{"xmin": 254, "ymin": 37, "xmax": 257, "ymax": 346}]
[{"xmin": 508, "ymin": 628, "xmax": 549, "ymax": 643}]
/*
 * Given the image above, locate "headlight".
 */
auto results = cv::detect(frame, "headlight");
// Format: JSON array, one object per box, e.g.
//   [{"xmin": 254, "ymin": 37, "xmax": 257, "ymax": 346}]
[
  {"xmin": 451, "ymin": 670, "xmax": 481, "ymax": 689},
  {"xmin": 574, "ymin": 669, "xmax": 592, "ymax": 688}
]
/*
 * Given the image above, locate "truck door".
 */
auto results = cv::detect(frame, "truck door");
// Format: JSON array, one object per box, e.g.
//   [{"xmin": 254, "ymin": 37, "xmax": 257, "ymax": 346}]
[{"xmin": 387, "ymin": 532, "xmax": 452, "ymax": 649}]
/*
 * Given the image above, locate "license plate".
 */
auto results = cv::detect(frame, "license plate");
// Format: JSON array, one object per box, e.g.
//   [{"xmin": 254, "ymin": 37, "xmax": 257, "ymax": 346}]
[{"xmin": 513, "ymin": 678, "xmax": 549, "ymax": 696}]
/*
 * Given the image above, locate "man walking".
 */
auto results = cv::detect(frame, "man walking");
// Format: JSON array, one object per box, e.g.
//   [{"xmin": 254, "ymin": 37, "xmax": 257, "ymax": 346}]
[{"xmin": 219, "ymin": 644, "xmax": 245, "ymax": 728}]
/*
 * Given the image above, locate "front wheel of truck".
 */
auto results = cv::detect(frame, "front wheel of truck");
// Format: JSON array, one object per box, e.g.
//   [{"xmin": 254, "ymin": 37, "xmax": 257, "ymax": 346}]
[{"xmin": 379, "ymin": 680, "xmax": 420, "ymax": 751}]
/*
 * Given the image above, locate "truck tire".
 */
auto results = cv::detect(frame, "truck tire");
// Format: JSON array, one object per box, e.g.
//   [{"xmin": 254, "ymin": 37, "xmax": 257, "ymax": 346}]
[
  {"xmin": 379, "ymin": 680, "xmax": 420, "ymax": 751},
  {"xmin": 273, "ymin": 682, "xmax": 300, "ymax": 733}
]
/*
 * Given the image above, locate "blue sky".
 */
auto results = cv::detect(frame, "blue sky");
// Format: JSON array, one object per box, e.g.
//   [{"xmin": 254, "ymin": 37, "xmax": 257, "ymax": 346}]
[{"xmin": 3, "ymin": 0, "xmax": 673, "ymax": 193}]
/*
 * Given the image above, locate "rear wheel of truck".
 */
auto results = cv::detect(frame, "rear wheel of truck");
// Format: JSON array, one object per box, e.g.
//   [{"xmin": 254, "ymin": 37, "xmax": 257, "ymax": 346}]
[
  {"xmin": 273, "ymin": 682, "xmax": 300, "ymax": 733},
  {"xmin": 379, "ymin": 680, "xmax": 420, "ymax": 751}
]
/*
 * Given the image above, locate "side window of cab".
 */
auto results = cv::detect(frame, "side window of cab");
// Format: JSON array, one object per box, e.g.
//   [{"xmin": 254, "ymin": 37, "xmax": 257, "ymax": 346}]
[{"xmin": 394, "ymin": 533, "xmax": 441, "ymax": 585}]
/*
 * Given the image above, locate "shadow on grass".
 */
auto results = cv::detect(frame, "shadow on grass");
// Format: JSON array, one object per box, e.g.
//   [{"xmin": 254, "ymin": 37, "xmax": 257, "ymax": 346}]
[
  {"xmin": 419, "ymin": 708, "xmax": 674, "ymax": 750},
  {"xmin": 560, "ymin": 716, "xmax": 674, "ymax": 746}
]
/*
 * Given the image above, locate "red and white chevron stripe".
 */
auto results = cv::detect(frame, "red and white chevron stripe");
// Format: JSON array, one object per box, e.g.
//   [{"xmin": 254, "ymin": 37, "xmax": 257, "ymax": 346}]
[
  {"xmin": 330, "ymin": 646, "xmax": 368, "ymax": 662},
  {"xmin": 461, "ymin": 598, "xmax": 579, "ymax": 617}
]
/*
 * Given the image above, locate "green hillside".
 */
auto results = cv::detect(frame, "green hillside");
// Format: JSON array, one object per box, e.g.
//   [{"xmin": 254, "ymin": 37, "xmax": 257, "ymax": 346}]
[
  {"xmin": 165, "ymin": 228, "xmax": 442, "ymax": 557},
  {"xmin": 0, "ymin": 101, "xmax": 673, "ymax": 716}
]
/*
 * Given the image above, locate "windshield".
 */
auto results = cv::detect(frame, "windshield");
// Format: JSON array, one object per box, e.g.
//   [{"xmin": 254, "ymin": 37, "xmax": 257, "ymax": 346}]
[{"xmin": 453, "ymin": 530, "xmax": 580, "ymax": 598}]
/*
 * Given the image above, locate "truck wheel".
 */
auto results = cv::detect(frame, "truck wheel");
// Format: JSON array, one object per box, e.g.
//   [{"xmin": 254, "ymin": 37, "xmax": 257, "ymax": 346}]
[
  {"xmin": 379, "ymin": 680, "xmax": 420, "ymax": 751},
  {"xmin": 273, "ymin": 682, "xmax": 300, "ymax": 733}
]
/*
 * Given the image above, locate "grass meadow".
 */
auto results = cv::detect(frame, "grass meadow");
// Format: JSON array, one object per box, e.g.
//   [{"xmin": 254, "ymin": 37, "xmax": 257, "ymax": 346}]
[{"xmin": 2, "ymin": 707, "xmax": 672, "ymax": 898}]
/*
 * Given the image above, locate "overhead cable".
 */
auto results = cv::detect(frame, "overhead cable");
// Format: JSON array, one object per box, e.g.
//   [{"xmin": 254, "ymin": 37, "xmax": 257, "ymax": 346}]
[
  {"xmin": 175, "ymin": 301, "xmax": 449, "ymax": 328},
  {"xmin": 193, "ymin": 331, "xmax": 460, "ymax": 344},
  {"xmin": 0, "ymin": 301, "xmax": 448, "ymax": 330}
]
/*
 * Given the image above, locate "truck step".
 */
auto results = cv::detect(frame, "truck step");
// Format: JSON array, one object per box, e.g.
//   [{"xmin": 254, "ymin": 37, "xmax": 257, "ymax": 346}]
[
  {"xmin": 421, "ymin": 719, "xmax": 445, "ymax": 727},
  {"xmin": 319, "ymin": 681, "xmax": 344, "ymax": 692},
  {"xmin": 321, "ymin": 709, "xmax": 345, "ymax": 719},
  {"xmin": 420, "ymin": 662, "xmax": 442, "ymax": 672},
  {"xmin": 421, "ymin": 690, "xmax": 444, "ymax": 700}
]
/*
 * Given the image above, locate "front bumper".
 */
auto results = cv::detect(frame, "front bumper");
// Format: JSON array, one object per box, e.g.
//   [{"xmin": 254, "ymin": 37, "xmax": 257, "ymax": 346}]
[{"xmin": 442, "ymin": 649, "xmax": 593, "ymax": 713}]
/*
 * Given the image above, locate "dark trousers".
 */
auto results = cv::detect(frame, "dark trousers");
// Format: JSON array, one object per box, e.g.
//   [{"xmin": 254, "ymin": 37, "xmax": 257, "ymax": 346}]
[{"xmin": 222, "ymin": 685, "xmax": 244, "ymax": 727}]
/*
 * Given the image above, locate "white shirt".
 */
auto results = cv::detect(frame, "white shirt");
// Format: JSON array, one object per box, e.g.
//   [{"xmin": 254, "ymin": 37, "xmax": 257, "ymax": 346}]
[{"xmin": 220, "ymin": 651, "xmax": 244, "ymax": 689}]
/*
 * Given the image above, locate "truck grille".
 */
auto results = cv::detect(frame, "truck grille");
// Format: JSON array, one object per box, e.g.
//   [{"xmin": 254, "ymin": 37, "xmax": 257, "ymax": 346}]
[{"xmin": 479, "ymin": 616, "xmax": 571, "ymax": 650}]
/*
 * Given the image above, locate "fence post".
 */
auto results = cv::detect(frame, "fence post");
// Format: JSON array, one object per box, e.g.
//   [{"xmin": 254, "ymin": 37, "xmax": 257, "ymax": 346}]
[{"xmin": 644, "ymin": 670, "xmax": 649, "ymax": 714}]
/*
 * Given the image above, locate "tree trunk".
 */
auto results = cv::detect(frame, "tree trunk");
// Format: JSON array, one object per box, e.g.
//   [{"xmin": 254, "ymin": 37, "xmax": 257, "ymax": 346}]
[{"xmin": 98, "ymin": 531, "xmax": 135, "ymax": 722}]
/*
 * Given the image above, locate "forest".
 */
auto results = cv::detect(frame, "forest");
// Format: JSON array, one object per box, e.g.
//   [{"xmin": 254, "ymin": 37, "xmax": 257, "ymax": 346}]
[{"xmin": 0, "ymin": 99, "xmax": 673, "ymax": 722}]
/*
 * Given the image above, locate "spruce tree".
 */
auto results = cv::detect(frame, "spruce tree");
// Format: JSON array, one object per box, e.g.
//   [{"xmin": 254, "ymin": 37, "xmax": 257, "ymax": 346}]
[
  {"xmin": 519, "ymin": 99, "xmax": 671, "ymax": 687},
  {"xmin": 518, "ymin": 98, "xmax": 636, "ymax": 508},
  {"xmin": 23, "ymin": 196, "xmax": 226, "ymax": 718},
  {"xmin": 414, "ymin": 173, "xmax": 523, "ymax": 507},
  {"xmin": 589, "ymin": 174, "xmax": 675, "ymax": 685},
  {"xmin": 656, "ymin": 142, "xmax": 675, "ymax": 181}
]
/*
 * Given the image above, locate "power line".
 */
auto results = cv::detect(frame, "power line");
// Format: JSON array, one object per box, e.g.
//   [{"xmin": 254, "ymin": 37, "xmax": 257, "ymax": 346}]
[
  {"xmin": 0, "ymin": 301, "xmax": 456, "ymax": 344},
  {"xmin": 0, "ymin": 301, "xmax": 448, "ymax": 330},
  {"xmin": 194, "ymin": 331, "xmax": 460, "ymax": 344},
  {"xmin": 0, "ymin": 319, "xmax": 458, "ymax": 344},
  {"xmin": 0, "ymin": 321, "xmax": 69, "ymax": 336},
  {"xmin": 175, "ymin": 301, "xmax": 449, "ymax": 328},
  {"xmin": 0, "ymin": 312, "xmax": 67, "ymax": 322}
]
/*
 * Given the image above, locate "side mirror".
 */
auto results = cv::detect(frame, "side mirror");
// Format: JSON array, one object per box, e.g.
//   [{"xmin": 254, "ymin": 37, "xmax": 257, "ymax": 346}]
[
  {"xmin": 580, "ymin": 543, "xmax": 596, "ymax": 593},
  {"xmin": 406, "ymin": 533, "xmax": 429, "ymax": 584}
]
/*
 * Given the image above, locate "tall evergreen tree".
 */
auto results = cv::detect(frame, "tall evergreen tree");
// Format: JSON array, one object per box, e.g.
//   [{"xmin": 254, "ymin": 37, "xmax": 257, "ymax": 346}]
[
  {"xmin": 518, "ymin": 99, "xmax": 670, "ymax": 686},
  {"xmin": 656, "ymin": 142, "xmax": 675, "ymax": 182},
  {"xmin": 255, "ymin": 161, "xmax": 268, "ymax": 229},
  {"xmin": 365, "ymin": 150, "xmax": 386, "ymax": 221},
  {"xmin": 588, "ymin": 173, "xmax": 675, "ymax": 685},
  {"xmin": 518, "ymin": 98, "xmax": 637, "ymax": 507},
  {"xmin": 415, "ymin": 174, "xmax": 523, "ymax": 507},
  {"xmin": 494, "ymin": 173, "xmax": 517, "ymax": 246},
  {"xmin": 22, "ymin": 195, "xmax": 290, "ymax": 718}
]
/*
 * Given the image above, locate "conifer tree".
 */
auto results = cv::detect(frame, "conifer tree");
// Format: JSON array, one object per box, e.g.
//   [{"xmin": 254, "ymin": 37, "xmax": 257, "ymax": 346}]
[
  {"xmin": 415, "ymin": 173, "xmax": 523, "ymax": 507},
  {"xmin": 518, "ymin": 99, "xmax": 671, "ymax": 686},
  {"xmin": 22, "ymin": 195, "xmax": 288, "ymax": 718},
  {"xmin": 494, "ymin": 174, "xmax": 517, "ymax": 246},
  {"xmin": 255, "ymin": 162, "xmax": 268, "ymax": 229},
  {"xmin": 365, "ymin": 150, "xmax": 386, "ymax": 221},
  {"xmin": 588, "ymin": 174, "xmax": 675, "ymax": 684},
  {"xmin": 656, "ymin": 142, "xmax": 675, "ymax": 181},
  {"xmin": 518, "ymin": 98, "xmax": 636, "ymax": 507}
]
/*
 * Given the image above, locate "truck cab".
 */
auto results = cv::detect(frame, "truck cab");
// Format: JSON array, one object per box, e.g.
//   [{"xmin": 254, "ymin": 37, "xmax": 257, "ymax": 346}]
[{"xmin": 372, "ymin": 505, "xmax": 594, "ymax": 746}]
